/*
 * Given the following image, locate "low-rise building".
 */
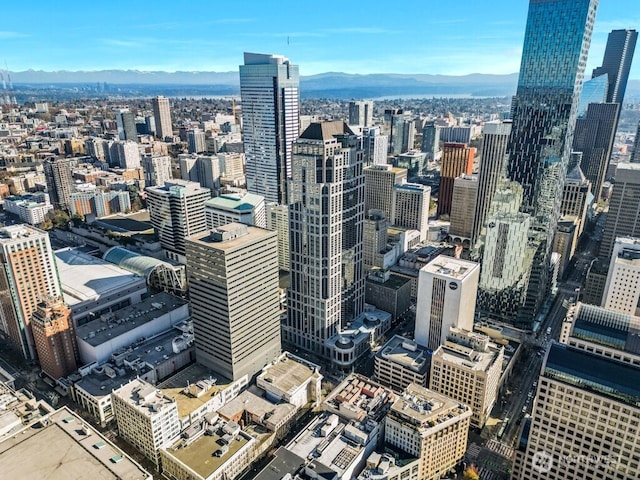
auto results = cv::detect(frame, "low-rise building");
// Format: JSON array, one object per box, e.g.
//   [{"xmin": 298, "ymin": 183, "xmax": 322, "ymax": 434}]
[
  {"xmin": 3, "ymin": 193, "xmax": 53, "ymax": 224},
  {"xmin": 375, "ymin": 335, "xmax": 430, "ymax": 392},
  {"xmin": 365, "ymin": 270, "xmax": 412, "ymax": 321},
  {"xmin": 256, "ymin": 352, "xmax": 322, "ymax": 408}
]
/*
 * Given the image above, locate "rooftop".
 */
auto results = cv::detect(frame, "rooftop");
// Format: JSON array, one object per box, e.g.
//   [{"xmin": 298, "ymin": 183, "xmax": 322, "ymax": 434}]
[
  {"xmin": 376, "ymin": 335, "xmax": 430, "ymax": 375},
  {"xmin": 55, "ymin": 247, "xmax": 145, "ymax": 306},
  {"xmin": 258, "ymin": 353, "xmax": 319, "ymax": 394},
  {"xmin": 205, "ymin": 192, "xmax": 265, "ymax": 212},
  {"xmin": 421, "ymin": 255, "xmax": 479, "ymax": 280},
  {"xmin": 324, "ymin": 374, "xmax": 395, "ymax": 422},
  {"xmin": 568, "ymin": 303, "xmax": 640, "ymax": 355},
  {"xmin": 389, "ymin": 383, "xmax": 471, "ymax": 428},
  {"xmin": 0, "ymin": 407, "xmax": 151, "ymax": 480},
  {"xmin": 76, "ymin": 292, "xmax": 188, "ymax": 347},
  {"xmin": 544, "ymin": 343, "xmax": 640, "ymax": 407},
  {"xmin": 299, "ymin": 121, "xmax": 354, "ymax": 141},
  {"xmin": 433, "ymin": 341, "xmax": 501, "ymax": 372},
  {"xmin": 254, "ymin": 447, "xmax": 307, "ymax": 480},
  {"xmin": 187, "ymin": 223, "xmax": 275, "ymax": 252},
  {"xmin": 113, "ymin": 378, "xmax": 176, "ymax": 417},
  {"xmin": 163, "ymin": 423, "xmax": 251, "ymax": 479}
]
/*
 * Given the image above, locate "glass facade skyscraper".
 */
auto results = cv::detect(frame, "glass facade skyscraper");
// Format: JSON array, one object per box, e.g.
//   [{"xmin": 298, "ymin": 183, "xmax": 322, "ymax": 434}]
[
  {"xmin": 240, "ymin": 52, "xmax": 300, "ymax": 205},
  {"xmin": 477, "ymin": 0, "xmax": 598, "ymax": 327},
  {"xmin": 592, "ymin": 29, "xmax": 638, "ymax": 106}
]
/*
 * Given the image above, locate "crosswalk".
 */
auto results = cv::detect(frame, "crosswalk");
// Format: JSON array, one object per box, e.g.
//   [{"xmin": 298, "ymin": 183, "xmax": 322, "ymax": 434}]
[
  {"xmin": 465, "ymin": 440, "xmax": 513, "ymax": 480},
  {"xmin": 486, "ymin": 439, "xmax": 514, "ymax": 458}
]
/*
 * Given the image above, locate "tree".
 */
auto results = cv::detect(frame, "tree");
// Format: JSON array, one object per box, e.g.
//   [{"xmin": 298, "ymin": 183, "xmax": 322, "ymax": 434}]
[{"xmin": 463, "ymin": 465, "xmax": 480, "ymax": 480}]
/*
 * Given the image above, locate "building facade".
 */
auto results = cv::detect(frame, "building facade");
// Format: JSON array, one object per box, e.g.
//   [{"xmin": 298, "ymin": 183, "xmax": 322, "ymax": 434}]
[
  {"xmin": 601, "ymin": 163, "xmax": 640, "ymax": 259},
  {"xmin": 31, "ymin": 297, "xmax": 77, "ymax": 379},
  {"xmin": 602, "ymin": 237, "xmax": 640, "ymax": 315},
  {"xmin": 437, "ymin": 142, "xmax": 475, "ymax": 217},
  {"xmin": 152, "ymin": 96, "xmax": 173, "ymax": 140},
  {"xmin": 364, "ymin": 164, "xmax": 407, "ymax": 220}
]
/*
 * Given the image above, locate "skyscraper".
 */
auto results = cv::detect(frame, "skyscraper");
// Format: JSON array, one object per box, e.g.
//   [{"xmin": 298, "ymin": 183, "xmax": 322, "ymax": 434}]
[
  {"xmin": 151, "ymin": 96, "xmax": 173, "ymax": 140},
  {"xmin": 348, "ymin": 100, "xmax": 373, "ymax": 127},
  {"xmin": 186, "ymin": 224, "xmax": 281, "ymax": 381},
  {"xmin": 414, "ymin": 255, "xmax": 479, "ymax": 351},
  {"xmin": 496, "ymin": 0, "xmax": 598, "ymax": 326},
  {"xmin": 392, "ymin": 183, "xmax": 431, "ymax": 243},
  {"xmin": 362, "ymin": 126, "xmax": 389, "ymax": 166},
  {"xmin": 0, "ymin": 225, "xmax": 62, "ymax": 360},
  {"xmin": 240, "ymin": 52, "xmax": 299, "ymax": 204},
  {"xmin": 602, "ymin": 237, "xmax": 640, "ymax": 316},
  {"xmin": 146, "ymin": 180, "xmax": 210, "ymax": 262},
  {"xmin": 284, "ymin": 121, "xmax": 365, "ymax": 358},
  {"xmin": 141, "ymin": 155, "xmax": 172, "ymax": 187},
  {"xmin": 592, "ymin": 29, "xmax": 638, "ymax": 106},
  {"xmin": 421, "ymin": 121, "xmax": 441, "ymax": 161},
  {"xmin": 472, "ymin": 121, "xmax": 511, "ymax": 244},
  {"xmin": 437, "ymin": 142, "xmax": 475, "ymax": 217},
  {"xmin": 44, "ymin": 158, "xmax": 74, "ymax": 211},
  {"xmin": 449, "ymin": 174, "xmax": 479, "ymax": 245},
  {"xmin": 600, "ymin": 163, "xmax": 640, "ymax": 259},
  {"xmin": 115, "ymin": 109, "xmax": 137, "ymax": 142},
  {"xmin": 631, "ymin": 121, "xmax": 640, "ymax": 164}
]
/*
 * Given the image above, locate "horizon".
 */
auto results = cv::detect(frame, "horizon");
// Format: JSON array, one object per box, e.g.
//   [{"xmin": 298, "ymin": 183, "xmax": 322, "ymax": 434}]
[{"xmin": 1, "ymin": 0, "xmax": 638, "ymax": 79}]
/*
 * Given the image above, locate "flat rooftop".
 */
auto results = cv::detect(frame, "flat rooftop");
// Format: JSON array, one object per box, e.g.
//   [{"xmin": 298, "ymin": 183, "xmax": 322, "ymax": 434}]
[
  {"xmin": 421, "ymin": 255, "xmax": 479, "ymax": 280},
  {"xmin": 113, "ymin": 378, "xmax": 175, "ymax": 417},
  {"xmin": 376, "ymin": 335, "xmax": 430, "ymax": 375},
  {"xmin": 254, "ymin": 447, "xmax": 306, "ymax": 480},
  {"xmin": 164, "ymin": 426, "xmax": 250, "ymax": 479},
  {"xmin": 76, "ymin": 292, "xmax": 188, "ymax": 347},
  {"xmin": 55, "ymin": 247, "xmax": 145, "ymax": 306},
  {"xmin": 187, "ymin": 223, "xmax": 275, "ymax": 252},
  {"xmin": 159, "ymin": 364, "xmax": 233, "ymax": 418},
  {"xmin": 259, "ymin": 354, "xmax": 318, "ymax": 393},
  {"xmin": 569, "ymin": 303, "xmax": 640, "ymax": 355},
  {"xmin": 0, "ymin": 408, "xmax": 151, "ymax": 480},
  {"xmin": 544, "ymin": 343, "xmax": 640, "ymax": 407},
  {"xmin": 433, "ymin": 342, "xmax": 501, "ymax": 372},
  {"xmin": 389, "ymin": 383, "xmax": 471, "ymax": 427}
]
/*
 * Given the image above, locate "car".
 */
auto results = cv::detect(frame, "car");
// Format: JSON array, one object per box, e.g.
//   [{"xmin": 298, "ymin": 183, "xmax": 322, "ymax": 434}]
[
  {"xmin": 522, "ymin": 406, "xmax": 527, "ymax": 413},
  {"xmin": 533, "ymin": 381, "xmax": 537, "ymax": 387},
  {"xmin": 546, "ymin": 327, "xmax": 552, "ymax": 335}
]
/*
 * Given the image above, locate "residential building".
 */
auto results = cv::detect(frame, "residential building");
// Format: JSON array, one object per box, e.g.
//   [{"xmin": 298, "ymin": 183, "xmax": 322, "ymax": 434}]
[
  {"xmin": 31, "ymin": 297, "xmax": 78, "ymax": 379},
  {"xmin": 152, "ymin": 96, "xmax": 173, "ymax": 140},
  {"xmin": 0, "ymin": 225, "xmax": 62, "ymax": 360},
  {"xmin": 415, "ymin": 255, "xmax": 479, "ymax": 351},
  {"xmin": 3, "ymin": 193, "xmax": 53, "ymax": 225},
  {"xmin": 240, "ymin": 52, "xmax": 299, "ymax": 204},
  {"xmin": 179, "ymin": 154, "xmax": 221, "ymax": 195},
  {"xmin": 392, "ymin": 183, "xmax": 430, "ymax": 243},
  {"xmin": 187, "ymin": 128, "xmax": 206, "ymax": 154},
  {"xmin": 602, "ymin": 237, "xmax": 640, "ymax": 315},
  {"xmin": 116, "ymin": 109, "xmax": 137, "ymax": 142},
  {"xmin": 146, "ymin": 179, "xmax": 210, "ymax": 261},
  {"xmin": 44, "ymin": 158, "xmax": 74, "ymax": 211},
  {"xmin": 362, "ymin": 126, "xmax": 389, "ymax": 166},
  {"xmin": 111, "ymin": 378, "xmax": 181, "ymax": 467},
  {"xmin": 204, "ymin": 192, "xmax": 266, "ymax": 229},
  {"xmin": 141, "ymin": 155, "xmax": 172, "ymax": 187},
  {"xmin": 429, "ymin": 328, "xmax": 503, "ymax": 428},
  {"xmin": 364, "ymin": 164, "xmax": 407, "ymax": 220},
  {"xmin": 69, "ymin": 191, "xmax": 131, "ymax": 217},
  {"xmin": 437, "ymin": 142, "xmax": 475, "ymax": 217},
  {"xmin": 186, "ymin": 224, "xmax": 281, "ymax": 381},
  {"xmin": 349, "ymin": 100, "xmax": 373, "ymax": 127},
  {"xmin": 285, "ymin": 122, "xmax": 365, "ymax": 358},
  {"xmin": 385, "ymin": 384, "xmax": 471, "ymax": 480}
]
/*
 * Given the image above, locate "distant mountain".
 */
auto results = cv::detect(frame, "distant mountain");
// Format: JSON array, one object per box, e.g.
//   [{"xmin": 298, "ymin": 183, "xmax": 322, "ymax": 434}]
[{"xmin": 9, "ymin": 69, "xmax": 639, "ymax": 100}]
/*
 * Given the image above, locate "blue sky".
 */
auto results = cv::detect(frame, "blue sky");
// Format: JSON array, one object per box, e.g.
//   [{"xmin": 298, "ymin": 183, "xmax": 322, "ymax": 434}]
[{"xmin": 0, "ymin": 0, "xmax": 638, "ymax": 78}]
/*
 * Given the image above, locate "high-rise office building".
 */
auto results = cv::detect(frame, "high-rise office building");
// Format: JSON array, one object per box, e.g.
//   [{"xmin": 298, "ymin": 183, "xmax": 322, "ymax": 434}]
[
  {"xmin": 449, "ymin": 174, "xmax": 478, "ymax": 245},
  {"xmin": 115, "ymin": 109, "xmax": 137, "ymax": 142},
  {"xmin": 362, "ymin": 126, "xmax": 389, "ymax": 166},
  {"xmin": 141, "ymin": 154, "xmax": 172, "ymax": 187},
  {"xmin": 31, "ymin": 297, "xmax": 77, "ymax": 379},
  {"xmin": 348, "ymin": 100, "xmax": 373, "ymax": 126},
  {"xmin": 186, "ymin": 224, "xmax": 281, "ymax": 381},
  {"xmin": 364, "ymin": 164, "xmax": 407, "ymax": 220},
  {"xmin": 0, "ymin": 225, "xmax": 62, "ymax": 360},
  {"xmin": 43, "ymin": 158, "xmax": 74, "ymax": 211},
  {"xmin": 592, "ymin": 29, "xmax": 638, "ymax": 106},
  {"xmin": 204, "ymin": 192, "xmax": 266, "ymax": 229},
  {"xmin": 392, "ymin": 183, "xmax": 431, "ymax": 243},
  {"xmin": 146, "ymin": 180, "xmax": 210, "ymax": 262},
  {"xmin": 415, "ymin": 255, "xmax": 479, "ymax": 351},
  {"xmin": 152, "ymin": 96, "xmax": 173, "ymax": 140},
  {"xmin": 363, "ymin": 210, "xmax": 388, "ymax": 272},
  {"xmin": 240, "ymin": 52, "xmax": 299, "ymax": 204},
  {"xmin": 572, "ymin": 102, "xmax": 619, "ymax": 200},
  {"xmin": 601, "ymin": 163, "xmax": 640, "ymax": 259},
  {"xmin": 560, "ymin": 163, "xmax": 591, "ymax": 237},
  {"xmin": 387, "ymin": 111, "xmax": 415, "ymax": 155},
  {"xmin": 512, "ymin": 343, "xmax": 640, "ymax": 480},
  {"xmin": 602, "ymin": 237, "xmax": 640, "ymax": 316},
  {"xmin": 472, "ymin": 121, "xmax": 511, "ymax": 244},
  {"xmin": 437, "ymin": 142, "xmax": 475, "ymax": 217},
  {"xmin": 285, "ymin": 122, "xmax": 365, "ymax": 357}
]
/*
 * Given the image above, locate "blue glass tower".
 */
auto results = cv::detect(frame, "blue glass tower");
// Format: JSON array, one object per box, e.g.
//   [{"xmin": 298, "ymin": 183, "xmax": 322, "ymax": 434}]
[{"xmin": 477, "ymin": 0, "xmax": 598, "ymax": 327}]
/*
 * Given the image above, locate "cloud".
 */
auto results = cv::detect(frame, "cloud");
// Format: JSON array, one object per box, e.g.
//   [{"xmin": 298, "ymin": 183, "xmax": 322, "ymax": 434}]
[
  {"xmin": 102, "ymin": 39, "xmax": 140, "ymax": 48},
  {"xmin": 323, "ymin": 27, "xmax": 401, "ymax": 35}
]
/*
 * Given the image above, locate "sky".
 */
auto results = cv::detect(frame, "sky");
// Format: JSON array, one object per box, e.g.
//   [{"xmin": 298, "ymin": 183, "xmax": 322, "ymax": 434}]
[{"xmin": 0, "ymin": 0, "xmax": 638, "ymax": 78}]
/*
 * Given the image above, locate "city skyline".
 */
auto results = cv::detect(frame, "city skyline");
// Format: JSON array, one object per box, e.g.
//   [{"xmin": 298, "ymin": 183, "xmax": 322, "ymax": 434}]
[{"xmin": 1, "ymin": 0, "xmax": 639, "ymax": 79}]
